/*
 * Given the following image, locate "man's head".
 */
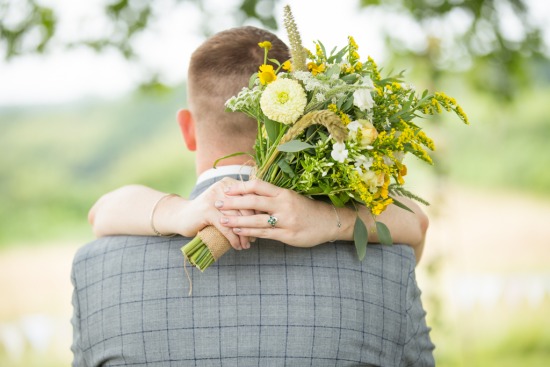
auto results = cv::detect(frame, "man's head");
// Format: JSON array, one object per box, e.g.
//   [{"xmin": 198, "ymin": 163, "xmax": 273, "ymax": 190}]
[{"xmin": 177, "ymin": 26, "xmax": 290, "ymax": 173}]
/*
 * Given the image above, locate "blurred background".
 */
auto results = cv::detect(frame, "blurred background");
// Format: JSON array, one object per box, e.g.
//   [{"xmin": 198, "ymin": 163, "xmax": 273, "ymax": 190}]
[{"xmin": 1, "ymin": 0, "xmax": 549, "ymax": 365}]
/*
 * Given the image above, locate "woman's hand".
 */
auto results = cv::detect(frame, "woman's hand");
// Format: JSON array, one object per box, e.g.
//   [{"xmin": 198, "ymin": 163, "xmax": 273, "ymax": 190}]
[
  {"xmin": 88, "ymin": 182, "xmax": 254, "ymax": 251},
  {"xmin": 213, "ymin": 179, "xmax": 352, "ymax": 247},
  {"xmin": 213, "ymin": 178, "xmax": 428, "ymax": 263}
]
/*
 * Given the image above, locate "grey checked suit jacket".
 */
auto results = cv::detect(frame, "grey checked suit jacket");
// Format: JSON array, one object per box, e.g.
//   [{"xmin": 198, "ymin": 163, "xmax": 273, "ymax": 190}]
[{"xmin": 71, "ymin": 175, "xmax": 435, "ymax": 366}]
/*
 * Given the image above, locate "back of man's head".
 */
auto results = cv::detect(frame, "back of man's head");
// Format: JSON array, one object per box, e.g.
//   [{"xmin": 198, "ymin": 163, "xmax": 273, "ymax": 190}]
[{"xmin": 188, "ymin": 26, "xmax": 290, "ymax": 152}]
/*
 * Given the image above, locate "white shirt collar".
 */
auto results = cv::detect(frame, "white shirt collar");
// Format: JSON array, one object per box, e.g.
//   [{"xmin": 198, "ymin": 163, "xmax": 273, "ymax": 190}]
[{"xmin": 196, "ymin": 165, "xmax": 253, "ymax": 184}]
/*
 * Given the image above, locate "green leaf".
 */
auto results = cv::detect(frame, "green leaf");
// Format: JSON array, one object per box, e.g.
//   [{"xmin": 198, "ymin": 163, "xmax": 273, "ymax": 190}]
[
  {"xmin": 277, "ymin": 159, "xmax": 295, "ymax": 177},
  {"xmin": 263, "ymin": 116, "xmax": 280, "ymax": 142},
  {"xmin": 213, "ymin": 151, "xmax": 253, "ymax": 168},
  {"xmin": 375, "ymin": 221, "xmax": 393, "ymax": 245},
  {"xmin": 268, "ymin": 57, "xmax": 281, "ymax": 67},
  {"xmin": 278, "ymin": 140, "xmax": 314, "ymax": 152},
  {"xmin": 341, "ymin": 94, "xmax": 354, "ymax": 111},
  {"xmin": 326, "ymin": 64, "xmax": 341, "ymax": 78},
  {"xmin": 353, "ymin": 217, "xmax": 368, "ymax": 261},
  {"xmin": 248, "ymin": 72, "xmax": 258, "ymax": 89},
  {"xmin": 329, "ymin": 194, "xmax": 344, "ymax": 207},
  {"xmin": 391, "ymin": 197, "xmax": 415, "ymax": 213}
]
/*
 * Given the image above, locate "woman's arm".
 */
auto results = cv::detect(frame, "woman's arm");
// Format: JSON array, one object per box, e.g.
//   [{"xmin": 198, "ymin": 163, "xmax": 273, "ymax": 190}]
[
  {"xmin": 89, "ymin": 178, "xmax": 428, "ymax": 263},
  {"xmin": 88, "ymin": 183, "xmax": 253, "ymax": 250},
  {"xmin": 216, "ymin": 179, "xmax": 428, "ymax": 263}
]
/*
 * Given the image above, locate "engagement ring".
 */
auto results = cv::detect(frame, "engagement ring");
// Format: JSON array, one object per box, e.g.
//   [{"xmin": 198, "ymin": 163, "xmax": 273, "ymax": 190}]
[{"xmin": 267, "ymin": 215, "xmax": 278, "ymax": 228}]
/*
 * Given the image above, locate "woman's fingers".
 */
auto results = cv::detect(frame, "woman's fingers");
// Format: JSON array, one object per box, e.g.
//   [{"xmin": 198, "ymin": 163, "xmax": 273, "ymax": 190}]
[
  {"xmin": 216, "ymin": 194, "xmax": 275, "ymax": 213},
  {"xmin": 209, "ymin": 220, "xmax": 244, "ymax": 251},
  {"xmin": 223, "ymin": 179, "xmax": 280, "ymax": 197},
  {"xmin": 220, "ymin": 213, "xmax": 274, "ymax": 229}
]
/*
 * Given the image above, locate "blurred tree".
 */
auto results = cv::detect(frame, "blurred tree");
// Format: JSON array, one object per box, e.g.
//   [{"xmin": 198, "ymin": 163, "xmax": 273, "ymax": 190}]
[
  {"xmin": 0, "ymin": 0, "xmax": 276, "ymax": 58},
  {"xmin": 360, "ymin": 0, "xmax": 548, "ymax": 100},
  {"xmin": 1, "ymin": 0, "xmax": 547, "ymax": 99}
]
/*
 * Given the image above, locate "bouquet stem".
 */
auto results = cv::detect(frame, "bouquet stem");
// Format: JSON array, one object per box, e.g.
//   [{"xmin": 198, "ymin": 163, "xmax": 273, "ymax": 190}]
[{"xmin": 181, "ymin": 226, "xmax": 232, "ymax": 271}]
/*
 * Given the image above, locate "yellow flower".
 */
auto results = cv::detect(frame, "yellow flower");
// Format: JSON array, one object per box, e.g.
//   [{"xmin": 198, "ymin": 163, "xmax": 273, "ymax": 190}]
[
  {"xmin": 307, "ymin": 62, "xmax": 326, "ymax": 76},
  {"xmin": 260, "ymin": 78, "xmax": 307, "ymax": 124},
  {"xmin": 339, "ymin": 112, "xmax": 351, "ymax": 125},
  {"xmin": 282, "ymin": 60, "xmax": 292, "ymax": 71},
  {"xmin": 397, "ymin": 165, "xmax": 407, "ymax": 185},
  {"xmin": 315, "ymin": 43, "xmax": 324, "ymax": 58},
  {"xmin": 258, "ymin": 64, "xmax": 277, "ymax": 85},
  {"xmin": 371, "ymin": 198, "xmax": 393, "ymax": 215},
  {"xmin": 258, "ymin": 41, "xmax": 272, "ymax": 50},
  {"xmin": 348, "ymin": 36, "xmax": 358, "ymax": 49}
]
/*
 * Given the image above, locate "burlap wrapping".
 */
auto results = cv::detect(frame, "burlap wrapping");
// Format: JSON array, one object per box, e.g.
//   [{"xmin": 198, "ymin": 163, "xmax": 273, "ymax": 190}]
[{"xmin": 197, "ymin": 225, "xmax": 232, "ymax": 260}]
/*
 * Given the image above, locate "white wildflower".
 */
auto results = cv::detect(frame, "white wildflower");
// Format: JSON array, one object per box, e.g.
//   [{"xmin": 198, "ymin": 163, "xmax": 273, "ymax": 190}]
[
  {"xmin": 353, "ymin": 88, "xmax": 375, "ymax": 111},
  {"xmin": 331, "ymin": 142, "xmax": 348, "ymax": 163}
]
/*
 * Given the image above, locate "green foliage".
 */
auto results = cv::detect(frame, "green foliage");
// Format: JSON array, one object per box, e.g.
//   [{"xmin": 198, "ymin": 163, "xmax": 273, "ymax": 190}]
[
  {"xmin": 0, "ymin": 88, "xmax": 196, "ymax": 246},
  {"xmin": 440, "ymin": 80, "xmax": 550, "ymax": 197},
  {"xmin": 0, "ymin": 0, "xmax": 278, "ymax": 63},
  {"xmin": 353, "ymin": 216, "xmax": 368, "ymax": 260},
  {"xmin": 2, "ymin": 0, "xmax": 547, "ymax": 97},
  {"xmin": 360, "ymin": 0, "xmax": 547, "ymax": 101}
]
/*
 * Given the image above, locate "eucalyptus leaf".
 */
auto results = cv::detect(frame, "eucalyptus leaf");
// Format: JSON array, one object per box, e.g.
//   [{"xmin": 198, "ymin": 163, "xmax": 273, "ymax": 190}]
[
  {"xmin": 354, "ymin": 217, "xmax": 368, "ymax": 261},
  {"xmin": 277, "ymin": 159, "xmax": 295, "ymax": 177},
  {"xmin": 326, "ymin": 64, "xmax": 341, "ymax": 78},
  {"xmin": 264, "ymin": 117, "xmax": 280, "ymax": 142},
  {"xmin": 375, "ymin": 221, "xmax": 393, "ymax": 246},
  {"xmin": 278, "ymin": 140, "xmax": 314, "ymax": 152},
  {"xmin": 342, "ymin": 94, "xmax": 354, "ymax": 111}
]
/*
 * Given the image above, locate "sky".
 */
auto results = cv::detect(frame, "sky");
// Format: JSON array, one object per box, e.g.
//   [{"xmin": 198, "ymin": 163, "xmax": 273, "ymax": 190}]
[{"xmin": 0, "ymin": 0, "xmax": 548, "ymax": 107}]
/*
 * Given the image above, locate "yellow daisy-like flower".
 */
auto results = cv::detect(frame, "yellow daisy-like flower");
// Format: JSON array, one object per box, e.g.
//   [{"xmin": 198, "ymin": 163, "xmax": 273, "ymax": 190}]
[
  {"xmin": 260, "ymin": 78, "xmax": 307, "ymax": 125},
  {"xmin": 307, "ymin": 62, "xmax": 326, "ymax": 76},
  {"xmin": 258, "ymin": 41, "xmax": 272, "ymax": 50},
  {"xmin": 258, "ymin": 64, "xmax": 277, "ymax": 85},
  {"xmin": 282, "ymin": 60, "xmax": 292, "ymax": 71}
]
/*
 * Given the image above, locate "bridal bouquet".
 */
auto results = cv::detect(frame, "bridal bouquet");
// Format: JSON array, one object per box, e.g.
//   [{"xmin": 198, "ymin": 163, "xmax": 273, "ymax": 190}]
[{"xmin": 182, "ymin": 5, "xmax": 468, "ymax": 271}]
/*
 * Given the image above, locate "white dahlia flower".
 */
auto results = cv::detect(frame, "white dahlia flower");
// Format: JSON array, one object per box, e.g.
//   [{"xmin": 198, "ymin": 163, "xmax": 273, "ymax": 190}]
[{"xmin": 260, "ymin": 78, "xmax": 307, "ymax": 125}]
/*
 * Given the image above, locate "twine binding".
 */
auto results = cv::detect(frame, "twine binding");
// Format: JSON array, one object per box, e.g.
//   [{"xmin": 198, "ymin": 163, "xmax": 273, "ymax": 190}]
[{"xmin": 197, "ymin": 226, "xmax": 232, "ymax": 260}]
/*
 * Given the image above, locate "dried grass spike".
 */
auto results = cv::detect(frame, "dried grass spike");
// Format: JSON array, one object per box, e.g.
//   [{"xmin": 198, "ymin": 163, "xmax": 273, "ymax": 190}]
[
  {"xmin": 283, "ymin": 5, "xmax": 307, "ymax": 71},
  {"xmin": 281, "ymin": 110, "xmax": 348, "ymax": 144}
]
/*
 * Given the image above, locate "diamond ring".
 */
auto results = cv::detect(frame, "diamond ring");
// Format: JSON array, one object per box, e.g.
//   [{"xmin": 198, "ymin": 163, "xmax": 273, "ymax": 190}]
[{"xmin": 267, "ymin": 215, "xmax": 278, "ymax": 228}]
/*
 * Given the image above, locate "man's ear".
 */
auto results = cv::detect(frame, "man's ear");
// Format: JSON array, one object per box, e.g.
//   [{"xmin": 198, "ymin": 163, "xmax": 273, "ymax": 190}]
[{"xmin": 177, "ymin": 109, "xmax": 196, "ymax": 151}]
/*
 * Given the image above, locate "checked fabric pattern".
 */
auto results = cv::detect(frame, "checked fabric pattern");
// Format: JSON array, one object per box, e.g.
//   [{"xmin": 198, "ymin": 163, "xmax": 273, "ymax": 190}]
[
  {"xmin": 71, "ymin": 237, "xmax": 434, "ymax": 366},
  {"xmin": 71, "ymin": 176, "xmax": 434, "ymax": 366}
]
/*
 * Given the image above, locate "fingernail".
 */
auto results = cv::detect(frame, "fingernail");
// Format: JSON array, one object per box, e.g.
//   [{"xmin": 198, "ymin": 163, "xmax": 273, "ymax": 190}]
[
  {"xmin": 246, "ymin": 242, "xmax": 250, "ymax": 249},
  {"xmin": 214, "ymin": 200, "xmax": 224, "ymax": 208},
  {"xmin": 223, "ymin": 186, "xmax": 231, "ymax": 193},
  {"xmin": 233, "ymin": 228, "xmax": 241, "ymax": 233},
  {"xmin": 220, "ymin": 217, "xmax": 229, "ymax": 224}
]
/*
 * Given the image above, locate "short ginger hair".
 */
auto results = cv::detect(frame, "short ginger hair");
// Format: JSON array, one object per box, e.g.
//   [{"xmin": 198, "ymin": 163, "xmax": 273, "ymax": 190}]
[{"xmin": 188, "ymin": 26, "xmax": 290, "ymax": 147}]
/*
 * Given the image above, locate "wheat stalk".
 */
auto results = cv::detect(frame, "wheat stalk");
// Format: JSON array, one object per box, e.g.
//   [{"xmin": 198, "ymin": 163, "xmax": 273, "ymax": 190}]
[{"xmin": 281, "ymin": 110, "xmax": 348, "ymax": 144}]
